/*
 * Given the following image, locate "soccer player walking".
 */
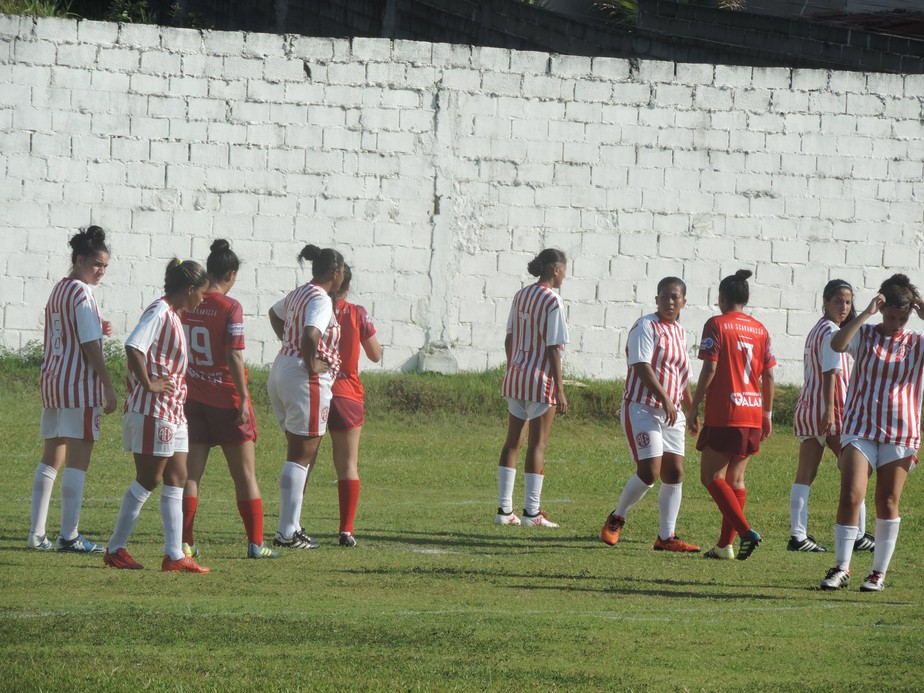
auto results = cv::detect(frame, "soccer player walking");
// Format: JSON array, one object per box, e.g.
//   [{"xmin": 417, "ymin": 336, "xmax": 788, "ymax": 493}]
[
  {"xmin": 328, "ymin": 265, "xmax": 383, "ymax": 547},
  {"xmin": 180, "ymin": 240, "xmax": 279, "ymax": 560},
  {"xmin": 688, "ymin": 270, "xmax": 775, "ymax": 561},
  {"xmin": 496, "ymin": 249, "xmax": 569, "ymax": 528},
  {"xmin": 267, "ymin": 244, "xmax": 344, "ymax": 549},
  {"xmin": 820, "ymin": 275, "xmax": 924, "ymax": 592},
  {"xmin": 103, "ymin": 259, "xmax": 210, "ymax": 573},
  {"xmin": 28, "ymin": 226, "xmax": 117, "ymax": 553},
  {"xmin": 601, "ymin": 277, "xmax": 699, "ymax": 552}
]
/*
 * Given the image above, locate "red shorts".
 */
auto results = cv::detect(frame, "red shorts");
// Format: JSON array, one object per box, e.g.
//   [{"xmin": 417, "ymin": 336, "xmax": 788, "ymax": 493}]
[
  {"xmin": 185, "ymin": 399, "xmax": 257, "ymax": 447},
  {"xmin": 327, "ymin": 397, "xmax": 364, "ymax": 432},
  {"xmin": 696, "ymin": 426, "xmax": 761, "ymax": 459}
]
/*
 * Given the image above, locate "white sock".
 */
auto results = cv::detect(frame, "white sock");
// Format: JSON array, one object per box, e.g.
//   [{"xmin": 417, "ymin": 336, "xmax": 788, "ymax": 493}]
[
  {"xmin": 108, "ymin": 481, "xmax": 151, "ymax": 551},
  {"xmin": 790, "ymin": 483, "xmax": 810, "ymax": 540},
  {"xmin": 29, "ymin": 462, "xmax": 57, "ymax": 540},
  {"xmin": 834, "ymin": 524, "xmax": 859, "ymax": 571},
  {"xmin": 160, "ymin": 485, "xmax": 184, "ymax": 561},
  {"xmin": 858, "ymin": 500, "xmax": 867, "ymax": 535},
  {"xmin": 872, "ymin": 517, "xmax": 900, "ymax": 576},
  {"xmin": 59, "ymin": 467, "xmax": 86, "ymax": 541},
  {"xmin": 497, "ymin": 466, "xmax": 516, "ymax": 514},
  {"xmin": 615, "ymin": 474, "xmax": 653, "ymax": 517},
  {"xmin": 278, "ymin": 461, "xmax": 309, "ymax": 539},
  {"xmin": 657, "ymin": 482, "xmax": 682, "ymax": 540},
  {"xmin": 523, "ymin": 472, "xmax": 544, "ymax": 516}
]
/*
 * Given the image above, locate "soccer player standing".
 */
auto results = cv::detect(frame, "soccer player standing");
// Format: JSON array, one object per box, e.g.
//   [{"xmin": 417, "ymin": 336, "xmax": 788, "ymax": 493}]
[
  {"xmin": 28, "ymin": 226, "xmax": 117, "ymax": 553},
  {"xmin": 328, "ymin": 265, "xmax": 383, "ymax": 547},
  {"xmin": 601, "ymin": 277, "xmax": 698, "ymax": 552},
  {"xmin": 688, "ymin": 270, "xmax": 775, "ymax": 561},
  {"xmin": 820, "ymin": 275, "xmax": 924, "ymax": 592},
  {"xmin": 180, "ymin": 239, "xmax": 278, "ymax": 560},
  {"xmin": 267, "ymin": 244, "xmax": 344, "ymax": 549},
  {"xmin": 103, "ymin": 259, "xmax": 210, "ymax": 573},
  {"xmin": 496, "ymin": 248, "xmax": 569, "ymax": 528}
]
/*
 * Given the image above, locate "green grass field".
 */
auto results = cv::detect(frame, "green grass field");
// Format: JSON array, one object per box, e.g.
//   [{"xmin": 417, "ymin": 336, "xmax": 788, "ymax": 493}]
[{"xmin": 1, "ymin": 361, "xmax": 922, "ymax": 691}]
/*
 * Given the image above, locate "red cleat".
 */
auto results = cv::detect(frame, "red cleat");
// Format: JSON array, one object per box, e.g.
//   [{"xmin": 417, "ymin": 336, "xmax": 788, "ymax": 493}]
[
  {"xmin": 103, "ymin": 548, "xmax": 144, "ymax": 570},
  {"xmin": 161, "ymin": 555, "xmax": 210, "ymax": 574},
  {"xmin": 653, "ymin": 535, "xmax": 700, "ymax": 552}
]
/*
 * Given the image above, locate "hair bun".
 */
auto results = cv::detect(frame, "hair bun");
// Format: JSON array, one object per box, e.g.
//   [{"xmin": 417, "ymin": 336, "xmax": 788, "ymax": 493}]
[
  {"xmin": 299, "ymin": 244, "xmax": 321, "ymax": 262},
  {"xmin": 84, "ymin": 225, "xmax": 106, "ymax": 242},
  {"xmin": 735, "ymin": 269, "xmax": 752, "ymax": 281},
  {"xmin": 210, "ymin": 238, "xmax": 230, "ymax": 253}
]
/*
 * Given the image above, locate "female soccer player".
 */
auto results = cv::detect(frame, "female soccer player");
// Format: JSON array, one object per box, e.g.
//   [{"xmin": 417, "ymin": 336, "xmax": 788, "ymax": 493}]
[
  {"xmin": 329, "ymin": 265, "xmax": 383, "ymax": 547},
  {"xmin": 267, "ymin": 244, "xmax": 344, "ymax": 549},
  {"xmin": 819, "ymin": 275, "xmax": 924, "ymax": 592},
  {"xmin": 496, "ymin": 248, "xmax": 569, "ymax": 528},
  {"xmin": 789, "ymin": 280, "xmax": 869, "ymax": 553},
  {"xmin": 601, "ymin": 277, "xmax": 698, "ymax": 552},
  {"xmin": 688, "ymin": 269, "xmax": 775, "ymax": 561},
  {"xmin": 180, "ymin": 240, "xmax": 278, "ymax": 560},
  {"xmin": 28, "ymin": 226, "xmax": 117, "ymax": 553},
  {"xmin": 103, "ymin": 259, "xmax": 210, "ymax": 573}
]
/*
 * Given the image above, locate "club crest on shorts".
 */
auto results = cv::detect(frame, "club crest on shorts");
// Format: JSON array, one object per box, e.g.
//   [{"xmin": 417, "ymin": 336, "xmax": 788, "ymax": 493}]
[
  {"xmin": 321, "ymin": 406, "xmax": 329, "ymax": 422},
  {"xmin": 94, "ymin": 414, "xmax": 102, "ymax": 431},
  {"xmin": 157, "ymin": 424, "xmax": 174, "ymax": 443},
  {"xmin": 635, "ymin": 432, "xmax": 651, "ymax": 448}
]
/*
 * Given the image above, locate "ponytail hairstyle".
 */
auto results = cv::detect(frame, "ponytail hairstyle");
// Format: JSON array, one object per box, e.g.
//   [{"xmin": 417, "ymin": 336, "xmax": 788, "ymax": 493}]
[
  {"xmin": 879, "ymin": 273, "xmax": 919, "ymax": 309},
  {"xmin": 297, "ymin": 244, "xmax": 344, "ymax": 281},
  {"xmin": 330, "ymin": 264, "xmax": 353, "ymax": 302},
  {"xmin": 164, "ymin": 258, "xmax": 208, "ymax": 295},
  {"xmin": 206, "ymin": 238, "xmax": 240, "ymax": 279},
  {"xmin": 657, "ymin": 276, "xmax": 687, "ymax": 296},
  {"xmin": 718, "ymin": 269, "xmax": 752, "ymax": 306},
  {"xmin": 69, "ymin": 225, "xmax": 109, "ymax": 266},
  {"xmin": 823, "ymin": 278, "xmax": 857, "ymax": 326},
  {"xmin": 527, "ymin": 248, "xmax": 567, "ymax": 279}
]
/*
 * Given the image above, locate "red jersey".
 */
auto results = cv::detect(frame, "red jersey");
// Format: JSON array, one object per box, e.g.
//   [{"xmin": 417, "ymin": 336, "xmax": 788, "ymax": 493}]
[
  {"xmin": 842, "ymin": 324, "xmax": 924, "ymax": 448},
  {"xmin": 124, "ymin": 298, "xmax": 188, "ymax": 424},
  {"xmin": 182, "ymin": 292, "xmax": 247, "ymax": 409},
  {"xmin": 793, "ymin": 317, "xmax": 851, "ymax": 437},
  {"xmin": 501, "ymin": 283, "xmax": 569, "ymax": 404},
  {"xmin": 332, "ymin": 300, "xmax": 377, "ymax": 403},
  {"xmin": 41, "ymin": 277, "xmax": 104, "ymax": 408},
  {"xmin": 274, "ymin": 282, "xmax": 341, "ymax": 378},
  {"xmin": 697, "ymin": 311, "xmax": 776, "ymax": 428},
  {"xmin": 624, "ymin": 313, "xmax": 690, "ymax": 409}
]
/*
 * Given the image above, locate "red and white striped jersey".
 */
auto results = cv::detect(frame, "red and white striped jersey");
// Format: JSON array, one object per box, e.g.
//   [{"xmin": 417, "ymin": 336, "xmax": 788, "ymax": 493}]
[
  {"xmin": 41, "ymin": 278, "xmax": 105, "ymax": 409},
  {"xmin": 124, "ymin": 298, "xmax": 188, "ymax": 424},
  {"xmin": 842, "ymin": 324, "xmax": 924, "ymax": 448},
  {"xmin": 273, "ymin": 282, "xmax": 341, "ymax": 378},
  {"xmin": 793, "ymin": 317, "xmax": 851, "ymax": 437},
  {"xmin": 624, "ymin": 314, "xmax": 691, "ymax": 409},
  {"xmin": 501, "ymin": 283, "xmax": 569, "ymax": 404}
]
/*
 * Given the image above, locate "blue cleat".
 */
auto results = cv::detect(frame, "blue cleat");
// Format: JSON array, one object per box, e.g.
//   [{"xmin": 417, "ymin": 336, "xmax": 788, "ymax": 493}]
[
  {"xmin": 736, "ymin": 529, "xmax": 762, "ymax": 561},
  {"xmin": 248, "ymin": 542, "xmax": 280, "ymax": 559},
  {"xmin": 56, "ymin": 534, "xmax": 105, "ymax": 553}
]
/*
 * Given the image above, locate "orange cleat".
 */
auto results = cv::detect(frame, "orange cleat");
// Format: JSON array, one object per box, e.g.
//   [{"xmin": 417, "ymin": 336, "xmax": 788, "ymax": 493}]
[
  {"xmin": 653, "ymin": 535, "xmax": 700, "ymax": 552},
  {"xmin": 161, "ymin": 555, "xmax": 210, "ymax": 574},
  {"xmin": 600, "ymin": 512, "xmax": 625, "ymax": 545},
  {"xmin": 103, "ymin": 548, "xmax": 144, "ymax": 570}
]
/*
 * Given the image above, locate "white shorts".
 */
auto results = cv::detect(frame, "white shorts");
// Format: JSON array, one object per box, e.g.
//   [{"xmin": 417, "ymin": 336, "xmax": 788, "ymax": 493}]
[
  {"xmin": 267, "ymin": 353, "xmax": 333, "ymax": 437},
  {"xmin": 506, "ymin": 397, "xmax": 551, "ymax": 421},
  {"xmin": 122, "ymin": 411, "xmax": 189, "ymax": 457},
  {"xmin": 841, "ymin": 435, "xmax": 918, "ymax": 470},
  {"xmin": 41, "ymin": 407, "xmax": 101, "ymax": 441},
  {"xmin": 798, "ymin": 435, "xmax": 836, "ymax": 450},
  {"xmin": 622, "ymin": 400, "xmax": 686, "ymax": 463}
]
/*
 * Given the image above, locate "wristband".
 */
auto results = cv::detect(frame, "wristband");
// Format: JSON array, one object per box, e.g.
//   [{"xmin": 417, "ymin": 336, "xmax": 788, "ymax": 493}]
[{"xmin": 762, "ymin": 410, "xmax": 772, "ymax": 421}]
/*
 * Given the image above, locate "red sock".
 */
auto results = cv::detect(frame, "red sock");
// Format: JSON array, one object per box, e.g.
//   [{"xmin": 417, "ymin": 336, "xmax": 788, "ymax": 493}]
[
  {"xmin": 708, "ymin": 480, "xmax": 749, "ymax": 544},
  {"xmin": 237, "ymin": 498, "xmax": 264, "ymax": 545},
  {"xmin": 338, "ymin": 479, "xmax": 360, "ymax": 534},
  {"xmin": 718, "ymin": 486, "xmax": 747, "ymax": 546},
  {"xmin": 182, "ymin": 496, "xmax": 198, "ymax": 545}
]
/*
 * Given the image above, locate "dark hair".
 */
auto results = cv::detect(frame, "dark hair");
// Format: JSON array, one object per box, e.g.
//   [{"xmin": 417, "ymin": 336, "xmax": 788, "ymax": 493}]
[
  {"xmin": 206, "ymin": 238, "xmax": 240, "ymax": 279},
  {"xmin": 331, "ymin": 264, "xmax": 352, "ymax": 302},
  {"xmin": 879, "ymin": 273, "xmax": 919, "ymax": 309},
  {"xmin": 719, "ymin": 269, "xmax": 752, "ymax": 306},
  {"xmin": 164, "ymin": 258, "xmax": 208, "ymax": 295},
  {"xmin": 298, "ymin": 244, "xmax": 344, "ymax": 280},
  {"xmin": 70, "ymin": 226, "xmax": 109, "ymax": 265},
  {"xmin": 823, "ymin": 279, "xmax": 857, "ymax": 326},
  {"xmin": 527, "ymin": 248, "xmax": 567, "ymax": 278},
  {"xmin": 657, "ymin": 276, "xmax": 686, "ymax": 296}
]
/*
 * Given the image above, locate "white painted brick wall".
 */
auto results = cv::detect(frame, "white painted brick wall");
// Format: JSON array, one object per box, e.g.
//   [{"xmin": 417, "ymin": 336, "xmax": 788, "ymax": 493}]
[{"xmin": 1, "ymin": 16, "xmax": 922, "ymax": 385}]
